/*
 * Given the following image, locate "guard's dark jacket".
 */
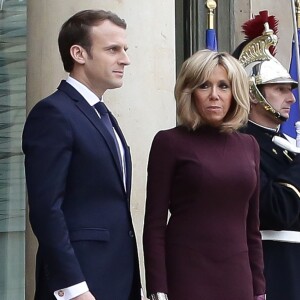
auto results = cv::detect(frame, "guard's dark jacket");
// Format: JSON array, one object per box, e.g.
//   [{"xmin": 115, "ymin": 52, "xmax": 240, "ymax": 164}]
[{"xmin": 242, "ymin": 121, "xmax": 300, "ymax": 300}]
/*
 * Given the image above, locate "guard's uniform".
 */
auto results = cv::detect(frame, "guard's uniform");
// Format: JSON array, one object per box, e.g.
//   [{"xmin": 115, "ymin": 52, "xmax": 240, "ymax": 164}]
[
  {"xmin": 233, "ymin": 10, "xmax": 300, "ymax": 300},
  {"xmin": 243, "ymin": 121, "xmax": 300, "ymax": 300}
]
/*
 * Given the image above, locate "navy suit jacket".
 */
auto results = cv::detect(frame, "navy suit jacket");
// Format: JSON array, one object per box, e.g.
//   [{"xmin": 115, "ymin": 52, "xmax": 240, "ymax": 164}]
[{"xmin": 23, "ymin": 80, "xmax": 141, "ymax": 300}]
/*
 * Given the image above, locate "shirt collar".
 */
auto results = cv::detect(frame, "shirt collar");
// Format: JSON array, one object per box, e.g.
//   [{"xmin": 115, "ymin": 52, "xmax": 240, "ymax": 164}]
[{"xmin": 66, "ymin": 76, "xmax": 103, "ymax": 105}]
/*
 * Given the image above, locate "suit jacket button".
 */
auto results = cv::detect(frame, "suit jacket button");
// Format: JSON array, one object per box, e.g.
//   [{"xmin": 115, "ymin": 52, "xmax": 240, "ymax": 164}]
[
  {"xmin": 58, "ymin": 290, "xmax": 64, "ymax": 297},
  {"xmin": 129, "ymin": 230, "xmax": 134, "ymax": 238}
]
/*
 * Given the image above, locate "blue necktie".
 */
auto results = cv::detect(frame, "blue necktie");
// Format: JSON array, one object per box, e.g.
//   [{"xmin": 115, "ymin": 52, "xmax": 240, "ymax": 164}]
[{"xmin": 94, "ymin": 102, "xmax": 122, "ymax": 167}]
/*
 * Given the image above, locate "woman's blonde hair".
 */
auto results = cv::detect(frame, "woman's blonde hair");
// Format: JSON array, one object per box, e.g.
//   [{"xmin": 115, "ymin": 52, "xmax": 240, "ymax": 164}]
[{"xmin": 175, "ymin": 49, "xmax": 250, "ymax": 132}]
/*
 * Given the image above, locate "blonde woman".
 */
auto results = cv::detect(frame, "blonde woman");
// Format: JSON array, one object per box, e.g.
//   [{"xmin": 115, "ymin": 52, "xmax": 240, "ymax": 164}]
[{"xmin": 143, "ymin": 50, "xmax": 265, "ymax": 300}]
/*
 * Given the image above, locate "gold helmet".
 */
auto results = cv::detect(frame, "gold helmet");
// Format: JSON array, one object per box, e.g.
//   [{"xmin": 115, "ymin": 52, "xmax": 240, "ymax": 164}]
[{"xmin": 235, "ymin": 11, "xmax": 298, "ymax": 121}]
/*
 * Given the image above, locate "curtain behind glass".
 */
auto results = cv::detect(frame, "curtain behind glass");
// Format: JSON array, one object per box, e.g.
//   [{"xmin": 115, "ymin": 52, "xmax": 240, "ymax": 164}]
[{"xmin": 0, "ymin": 0, "xmax": 26, "ymax": 299}]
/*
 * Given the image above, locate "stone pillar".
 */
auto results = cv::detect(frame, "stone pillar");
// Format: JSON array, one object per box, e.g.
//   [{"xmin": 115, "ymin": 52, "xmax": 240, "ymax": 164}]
[{"xmin": 26, "ymin": 1, "xmax": 176, "ymax": 299}]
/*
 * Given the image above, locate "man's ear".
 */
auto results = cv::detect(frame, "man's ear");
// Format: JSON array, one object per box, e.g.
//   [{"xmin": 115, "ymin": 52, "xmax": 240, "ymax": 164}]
[
  {"xmin": 249, "ymin": 90, "xmax": 259, "ymax": 104},
  {"xmin": 70, "ymin": 45, "xmax": 86, "ymax": 65}
]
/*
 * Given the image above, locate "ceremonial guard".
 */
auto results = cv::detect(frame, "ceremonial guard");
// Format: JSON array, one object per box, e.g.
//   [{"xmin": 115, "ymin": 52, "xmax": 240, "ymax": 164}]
[{"xmin": 233, "ymin": 11, "xmax": 300, "ymax": 300}]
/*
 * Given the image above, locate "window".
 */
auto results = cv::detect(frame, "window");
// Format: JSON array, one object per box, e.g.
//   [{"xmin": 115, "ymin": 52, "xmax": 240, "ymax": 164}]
[{"xmin": 0, "ymin": 0, "xmax": 27, "ymax": 299}]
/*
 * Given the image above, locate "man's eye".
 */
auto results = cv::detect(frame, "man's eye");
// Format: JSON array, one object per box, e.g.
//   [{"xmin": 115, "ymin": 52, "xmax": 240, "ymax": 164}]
[{"xmin": 283, "ymin": 87, "xmax": 292, "ymax": 93}]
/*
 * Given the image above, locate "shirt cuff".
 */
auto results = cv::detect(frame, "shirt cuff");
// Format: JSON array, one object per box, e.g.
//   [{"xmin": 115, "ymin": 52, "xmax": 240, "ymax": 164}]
[
  {"xmin": 150, "ymin": 292, "xmax": 168, "ymax": 300},
  {"xmin": 54, "ymin": 281, "xmax": 89, "ymax": 300}
]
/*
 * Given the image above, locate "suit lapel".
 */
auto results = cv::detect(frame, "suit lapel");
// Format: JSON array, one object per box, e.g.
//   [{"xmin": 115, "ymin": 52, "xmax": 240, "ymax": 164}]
[{"xmin": 57, "ymin": 81, "xmax": 125, "ymax": 190}]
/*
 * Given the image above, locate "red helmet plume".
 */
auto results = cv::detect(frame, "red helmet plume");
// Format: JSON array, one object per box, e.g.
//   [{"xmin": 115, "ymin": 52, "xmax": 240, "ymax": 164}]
[{"xmin": 242, "ymin": 10, "xmax": 278, "ymax": 55}]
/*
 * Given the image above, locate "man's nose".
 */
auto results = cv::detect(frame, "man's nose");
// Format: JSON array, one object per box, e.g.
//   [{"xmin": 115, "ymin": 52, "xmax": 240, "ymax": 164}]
[
  {"xmin": 288, "ymin": 91, "xmax": 296, "ymax": 104},
  {"xmin": 119, "ymin": 51, "xmax": 130, "ymax": 66}
]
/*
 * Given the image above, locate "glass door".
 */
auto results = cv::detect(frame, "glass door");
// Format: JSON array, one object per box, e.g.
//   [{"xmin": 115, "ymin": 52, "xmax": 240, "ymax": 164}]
[{"xmin": 0, "ymin": 0, "xmax": 26, "ymax": 299}]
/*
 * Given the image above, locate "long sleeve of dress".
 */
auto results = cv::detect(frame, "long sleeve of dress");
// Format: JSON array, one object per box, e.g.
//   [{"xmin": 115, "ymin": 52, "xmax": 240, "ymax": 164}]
[
  {"xmin": 143, "ymin": 131, "xmax": 176, "ymax": 296},
  {"xmin": 246, "ymin": 136, "xmax": 266, "ymax": 296}
]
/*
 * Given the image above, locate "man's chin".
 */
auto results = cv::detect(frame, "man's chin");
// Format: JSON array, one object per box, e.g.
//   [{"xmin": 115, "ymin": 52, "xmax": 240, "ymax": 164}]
[
  {"xmin": 277, "ymin": 108, "xmax": 289, "ymax": 119},
  {"xmin": 282, "ymin": 112, "xmax": 290, "ymax": 120},
  {"xmin": 109, "ymin": 81, "xmax": 123, "ymax": 89}
]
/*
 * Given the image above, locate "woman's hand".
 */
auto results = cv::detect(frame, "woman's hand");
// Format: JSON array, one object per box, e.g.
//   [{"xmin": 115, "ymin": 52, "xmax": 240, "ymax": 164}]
[{"xmin": 254, "ymin": 295, "xmax": 266, "ymax": 300}]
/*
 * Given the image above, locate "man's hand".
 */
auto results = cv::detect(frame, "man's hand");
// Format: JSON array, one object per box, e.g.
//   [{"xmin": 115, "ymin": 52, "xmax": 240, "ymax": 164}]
[{"xmin": 72, "ymin": 291, "xmax": 95, "ymax": 300}]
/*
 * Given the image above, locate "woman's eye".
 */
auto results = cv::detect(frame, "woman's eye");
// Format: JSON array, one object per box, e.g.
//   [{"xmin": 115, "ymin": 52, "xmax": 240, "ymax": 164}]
[
  {"xmin": 199, "ymin": 83, "xmax": 209, "ymax": 89},
  {"xmin": 220, "ymin": 84, "xmax": 229, "ymax": 89},
  {"xmin": 218, "ymin": 81, "xmax": 230, "ymax": 89}
]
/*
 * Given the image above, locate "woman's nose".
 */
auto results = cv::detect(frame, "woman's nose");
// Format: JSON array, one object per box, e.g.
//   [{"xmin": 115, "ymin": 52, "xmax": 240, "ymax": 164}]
[{"xmin": 210, "ymin": 86, "xmax": 219, "ymax": 100}]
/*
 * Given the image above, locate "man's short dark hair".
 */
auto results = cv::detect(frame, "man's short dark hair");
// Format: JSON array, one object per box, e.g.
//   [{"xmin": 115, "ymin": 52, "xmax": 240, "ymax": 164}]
[{"xmin": 58, "ymin": 9, "xmax": 127, "ymax": 72}]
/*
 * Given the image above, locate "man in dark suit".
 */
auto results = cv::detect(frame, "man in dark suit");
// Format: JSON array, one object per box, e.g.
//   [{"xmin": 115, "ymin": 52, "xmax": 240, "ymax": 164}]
[
  {"xmin": 234, "ymin": 11, "xmax": 300, "ymax": 300},
  {"xmin": 22, "ymin": 9, "xmax": 141, "ymax": 300}
]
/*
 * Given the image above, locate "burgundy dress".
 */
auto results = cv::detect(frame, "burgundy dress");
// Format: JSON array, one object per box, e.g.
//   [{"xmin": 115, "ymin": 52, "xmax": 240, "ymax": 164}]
[{"xmin": 143, "ymin": 126, "xmax": 265, "ymax": 300}]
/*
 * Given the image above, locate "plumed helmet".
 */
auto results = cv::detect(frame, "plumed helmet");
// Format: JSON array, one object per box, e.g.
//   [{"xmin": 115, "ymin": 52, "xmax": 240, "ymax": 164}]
[{"xmin": 233, "ymin": 11, "xmax": 298, "ymax": 121}]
